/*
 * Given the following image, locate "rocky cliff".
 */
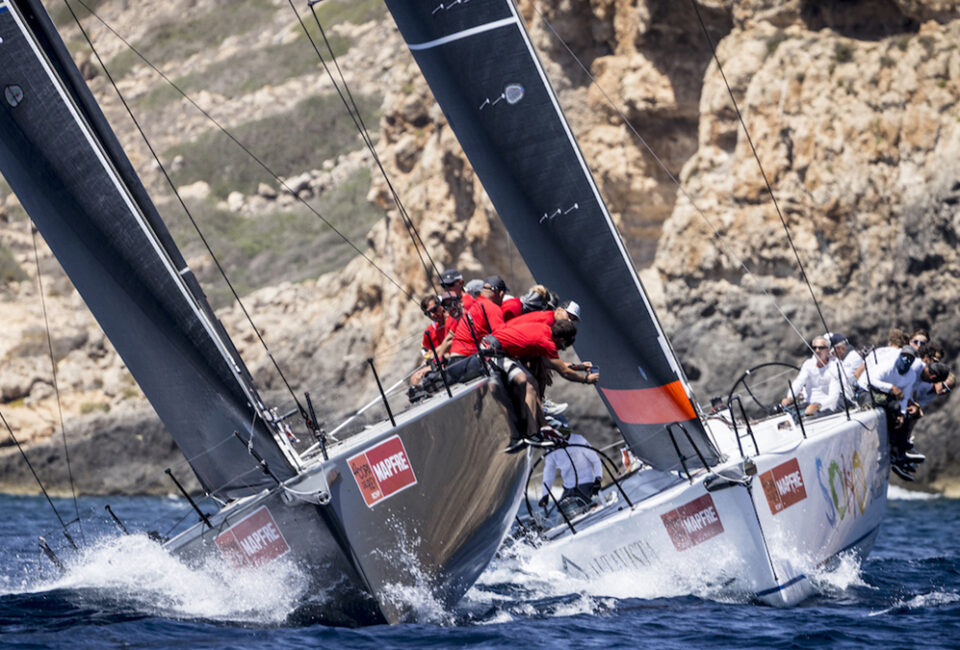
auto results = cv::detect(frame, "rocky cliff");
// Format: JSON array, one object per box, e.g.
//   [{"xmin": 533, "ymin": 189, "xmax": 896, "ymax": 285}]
[{"xmin": 1, "ymin": 0, "xmax": 958, "ymax": 495}]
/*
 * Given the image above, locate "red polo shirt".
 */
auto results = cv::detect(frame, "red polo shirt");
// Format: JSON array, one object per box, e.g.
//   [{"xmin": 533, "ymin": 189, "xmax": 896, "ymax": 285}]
[
  {"xmin": 501, "ymin": 297, "xmax": 523, "ymax": 321},
  {"xmin": 493, "ymin": 321, "xmax": 558, "ymax": 359},
  {"xmin": 421, "ymin": 320, "xmax": 447, "ymax": 354},
  {"xmin": 450, "ymin": 296, "xmax": 504, "ymax": 356},
  {"xmin": 508, "ymin": 309, "xmax": 555, "ymax": 327}
]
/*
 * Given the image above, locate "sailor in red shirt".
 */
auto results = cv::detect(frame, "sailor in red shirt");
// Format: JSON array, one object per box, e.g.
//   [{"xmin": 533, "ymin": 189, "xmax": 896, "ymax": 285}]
[
  {"xmin": 439, "ymin": 268, "xmax": 475, "ymax": 312},
  {"xmin": 449, "ymin": 275, "xmax": 507, "ymax": 357},
  {"xmin": 410, "ymin": 294, "xmax": 448, "ymax": 387},
  {"xmin": 419, "ymin": 294, "xmax": 448, "ymax": 358},
  {"xmin": 428, "ymin": 291, "xmax": 464, "ymax": 359},
  {"xmin": 487, "ymin": 319, "xmax": 599, "ymax": 447}
]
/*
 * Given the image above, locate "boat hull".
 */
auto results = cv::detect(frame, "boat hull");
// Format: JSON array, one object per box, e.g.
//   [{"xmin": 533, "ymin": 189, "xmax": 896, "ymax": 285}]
[
  {"xmin": 165, "ymin": 376, "xmax": 528, "ymax": 625},
  {"xmin": 525, "ymin": 409, "xmax": 889, "ymax": 605}
]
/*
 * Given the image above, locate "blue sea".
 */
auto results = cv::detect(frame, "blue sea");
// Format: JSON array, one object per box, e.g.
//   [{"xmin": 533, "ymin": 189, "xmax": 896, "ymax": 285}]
[{"xmin": 0, "ymin": 487, "xmax": 957, "ymax": 648}]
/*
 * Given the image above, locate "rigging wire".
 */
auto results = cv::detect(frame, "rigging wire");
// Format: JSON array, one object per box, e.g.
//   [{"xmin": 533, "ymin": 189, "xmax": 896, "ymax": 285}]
[
  {"xmin": 0, "ymin": 408, "xmax": 78, "ymax": 549},
  {"xmin": 30, "ymin": 226, "xmax": 84, "ymax": 544},
  {"xmin": 687, "ymin": 0, "xmax": 831, "ymax": 339},
  {"xmin": 293, "ymin": 0, "xmax": 443, "ymax": 296},
  {"xmin": 530, "ymin": 2, "xmax": 816, "ymax": 352},
  {"xmin": 67, "ymin": 0, "xmax": 414, "ymax": 305}
]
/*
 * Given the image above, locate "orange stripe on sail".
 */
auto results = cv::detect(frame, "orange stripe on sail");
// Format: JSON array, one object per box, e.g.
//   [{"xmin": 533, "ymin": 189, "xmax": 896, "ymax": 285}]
[{"xmin": 600, "ymin": 381, "xmax": 697, "ymax": 425}]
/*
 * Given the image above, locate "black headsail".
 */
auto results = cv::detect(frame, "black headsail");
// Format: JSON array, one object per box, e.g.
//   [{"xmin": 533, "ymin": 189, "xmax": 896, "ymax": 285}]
[
  {"xmin": 385, "ymin": 0, "xmax": 720, "ymax": 470},
  {"xmin": 0, "ymin": 0, "xmax": 296, "ymax": 498}
]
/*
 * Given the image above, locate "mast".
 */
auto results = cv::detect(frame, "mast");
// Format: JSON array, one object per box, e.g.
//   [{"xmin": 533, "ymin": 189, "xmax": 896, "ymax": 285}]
[
  {"xmin": 0, "ymin": 0, "xmax": 297, "ymax": 498},
  {"xmin": 385, "ymin": 0, "xmax": 720, "ymax": 470}
]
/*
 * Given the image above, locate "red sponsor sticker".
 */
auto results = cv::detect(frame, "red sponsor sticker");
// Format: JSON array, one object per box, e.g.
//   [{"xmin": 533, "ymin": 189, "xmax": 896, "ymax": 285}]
[
  {"xmin": 661, "ymin": 493, "xmax": 724, "ymax": 551},
  {"xmin": 348, "ymin": 435, "xmax": 417, "ymax": 507},
  {"xmin": 759, "ymin": 458, "xmax": 807, "ymax": 515},
  {"xmin": 214, "ymin": 506, "xmax": 290, "ymax": 568}
]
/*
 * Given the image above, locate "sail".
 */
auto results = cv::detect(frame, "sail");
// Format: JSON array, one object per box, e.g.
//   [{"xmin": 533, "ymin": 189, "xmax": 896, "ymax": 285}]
[
  {"xmin": 0, "ymin": 0, "xmax": 295, "ymax": 498},
  {"xmin": 385, "ymin": 0, "xmax": 720, "ymax": 470}
]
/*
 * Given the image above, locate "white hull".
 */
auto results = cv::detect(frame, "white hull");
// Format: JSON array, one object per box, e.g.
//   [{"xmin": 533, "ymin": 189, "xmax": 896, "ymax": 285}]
[{"xmin": 525, "ymin": 408, "xmax": 889, "ymax": 605}]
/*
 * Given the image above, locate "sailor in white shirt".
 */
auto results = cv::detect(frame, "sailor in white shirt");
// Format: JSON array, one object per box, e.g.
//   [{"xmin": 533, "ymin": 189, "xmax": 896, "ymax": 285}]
[
  {"xmin": 538, "ymin": 416, "xmax": 602, "ymax": 507},
  {"xmin": 827, "ymin": 333, "xmax": 863, "ymax": 402},
  {"xmin": 781, "ymin": 336, "xmax": 842, "ymax": 415},
  {"xmin": 856, "ymin": 345, "xmax": 923, "ymax": 414}
]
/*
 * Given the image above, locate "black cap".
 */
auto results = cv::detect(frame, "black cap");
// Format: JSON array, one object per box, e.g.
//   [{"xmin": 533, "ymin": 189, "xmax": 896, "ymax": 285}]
[
  {"xmin": 900, "ymin": 345, "xmax": 917, "ymax": 358},
  {"xmin": 829, "ymin": 332, "xmax": 847, "ymax": 347},
  {"xmin": 440, "ymin": 269, "xmax": 463, "ymax": 286},
  {"xmin": 484, "ymin": 275, "xmax": 508, "ymax": 293}
]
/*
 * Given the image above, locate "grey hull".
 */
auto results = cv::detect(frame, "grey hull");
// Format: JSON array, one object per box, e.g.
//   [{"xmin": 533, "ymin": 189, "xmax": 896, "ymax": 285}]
[{"xmin": 165, "ymin": 375, "xmax": 528, "ymax": 625}]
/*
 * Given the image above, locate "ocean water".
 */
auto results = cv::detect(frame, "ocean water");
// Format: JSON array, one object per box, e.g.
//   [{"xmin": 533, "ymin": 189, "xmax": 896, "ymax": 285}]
[{"xmin": 0, "ymin": 486, "xmax": 957, "ymax": 649}]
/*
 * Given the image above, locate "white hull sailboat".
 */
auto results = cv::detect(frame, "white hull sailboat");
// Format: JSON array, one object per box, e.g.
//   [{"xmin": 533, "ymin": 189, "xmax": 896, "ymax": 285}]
[
  {"xmin": 525, "ymin": 408, "xmax": 888, "ymax": 605},
  {"xmin": 384, "ymin": 0, "xmax": 894, "ymax": 606}
]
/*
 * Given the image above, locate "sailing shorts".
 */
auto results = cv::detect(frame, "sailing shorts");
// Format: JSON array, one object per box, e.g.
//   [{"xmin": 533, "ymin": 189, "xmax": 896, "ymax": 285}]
[{"xmin": 490, "ymin": 356, "xmax": 534, "ymax": 384}]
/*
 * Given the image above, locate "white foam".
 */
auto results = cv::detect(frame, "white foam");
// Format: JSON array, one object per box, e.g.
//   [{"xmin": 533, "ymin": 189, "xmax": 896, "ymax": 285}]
[
  {"xmin": 27, "ymin": 533, "xmax": 309, "ymax": 624},
  {"xmin": 806, "ymin": 551, "xmax": 869, "ymax": 595},
  {"xmin": 887, "ymin": 485, "xmax": 941, "ymax": 501},
  {"xmin": 870, "ymin": 590, "xmax": 960, "ymax": 616}
]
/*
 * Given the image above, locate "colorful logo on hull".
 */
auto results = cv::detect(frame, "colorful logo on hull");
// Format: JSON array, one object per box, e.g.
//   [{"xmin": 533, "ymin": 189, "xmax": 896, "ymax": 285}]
[
  {"xmin": 816, "ymin": 450, "xmax": 868, "ymax": 526},
  {"xmin": 214, "ymin": 506, "xmax": 290, "ymax": 568},
  {"xmin": 661, "ymin": 493, "xmax": 724, "ymax": 551},
  {"xmin": 348, "ymin": 435, "xmax": 418, "ymax": 507},
  {"xmin": 759, "ymin": 458, "xmax": 807, "ymax": 515}
]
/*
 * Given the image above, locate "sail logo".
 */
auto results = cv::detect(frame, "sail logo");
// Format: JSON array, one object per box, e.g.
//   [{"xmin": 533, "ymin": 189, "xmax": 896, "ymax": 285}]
[
  {"xmin": 661, "ymin": 494, "xmax": 724, "ymax": 551},
  {"xmin": 214, "ymin": 506, "xmax": 290, "ymax": 568},
  {"xmin": 759, "ymin": 458, "xmax": 807, "ymax": 515},
  {"xmin": 348, "ymin": 435, "xmax": 418, "ymax": 507}
]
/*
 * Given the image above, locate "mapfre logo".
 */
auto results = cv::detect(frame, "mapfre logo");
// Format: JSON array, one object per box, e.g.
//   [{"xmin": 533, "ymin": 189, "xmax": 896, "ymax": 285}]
[
  {"xmin": 348, "ymin": 435, "xmax": 417, "ymax": 507},
  {"xmin": 661, "ymin": 493, "xmax": 724, "ymax": 551},
  {"xmin": 759, "ymin": 458, "xmax": 807, "ymax": 515},
  {"xmin": 214, "ymin": 506, "xmax": 290, "ymax": 568}
]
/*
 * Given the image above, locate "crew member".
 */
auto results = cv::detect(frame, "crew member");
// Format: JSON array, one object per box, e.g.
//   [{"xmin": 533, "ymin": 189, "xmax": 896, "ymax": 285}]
[
  {"xmin": 439, "ymin": 269, "xmax": 475, "ymax": 312},
  {"xmin": 490, "ymin": 318, "xmax": 597, "ymax": 447},
  {"xmin": 448, "ymin": 275, "xmax": 507, "ymax": 358},
  {"xmin": 781, "ymin": 336, "xmax": 841, "ymax": 415},
  {"xmin": 538, "ymin": 415, "xmax": 602, "ymax": 510}
]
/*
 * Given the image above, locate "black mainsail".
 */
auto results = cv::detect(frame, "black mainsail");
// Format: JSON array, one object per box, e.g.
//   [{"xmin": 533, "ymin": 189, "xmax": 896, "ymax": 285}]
[
  {"xmin": 385, "ymin": 0, "xmax": 720, "ymax": 470},
  {"xmin": 0, "ymin": 0, "xmax": 295, "ymax": 498}
]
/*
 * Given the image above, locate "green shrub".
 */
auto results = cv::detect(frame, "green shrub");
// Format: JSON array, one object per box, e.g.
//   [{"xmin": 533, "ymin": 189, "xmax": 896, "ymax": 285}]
[
  {"xmin": 833, "ymin": 42, "xmax": 854, "ymax": 64},
  {"xmin": 303, "ymin": 0, "xmax": 386, "ymax": 30},
  {"xmin": 104, "ymin": 0, "xmax": 276, "ymax": 78},
  {"xmin": 165, "ymin": 92, "xmax": 380, "ymax": 198},
  {"xmin": 0, "ymin": 242, "xmax": 26, "ymax": 285},
  {"xmin": 136, "ymin": 36, "xmax": 352, "ymax": 111},
  {"xmin": 166, "ymin": 167, "xmax": 384, "ymax": 307},
  {"xmin": 80, "ymin": 402, "xmax": 110, "ymax": 414},
  {"xmin": 765, "ymin": 30, "xmax": 789, "ymax": 56}
]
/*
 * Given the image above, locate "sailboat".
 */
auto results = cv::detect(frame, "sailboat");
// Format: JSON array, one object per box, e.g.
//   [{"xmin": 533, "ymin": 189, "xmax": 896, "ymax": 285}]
[
  {"xmin": 385, "ymin": 0, "xmax": 891, "ymax": 603},
  {"xmin": 0, "ymin": 0, "xmax": 531, "ymax": 625}
]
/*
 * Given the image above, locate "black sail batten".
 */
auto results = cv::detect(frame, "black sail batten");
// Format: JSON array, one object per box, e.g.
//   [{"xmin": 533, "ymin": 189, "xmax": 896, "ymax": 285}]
[
  {"xmin": 0, "ymin": 0, "xmax": 295, "ymax": 498},
  {"xmin": 385, "ymin": 0, "xmax": 720, "ymax": 470}
]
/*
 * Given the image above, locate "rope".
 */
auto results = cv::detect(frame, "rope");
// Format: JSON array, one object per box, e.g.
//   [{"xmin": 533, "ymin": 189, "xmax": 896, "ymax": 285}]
[
  {"xmin": 530, "ymin": 3, "xmax": 815, "ymax": 353},
  {"xmin": 67, "ymin": 0, "xmax": 413, "ymax": 303},
  {"xmin": 29, "ymin": 226, "xmax": 84, "ymax": 543},
  {"xmin": 687, "ymin": 0, "xmax": 830, "ymax": 338},
  {"xmin": 294, "ymin": 0, "xmax": 443, "ymax": 296}
]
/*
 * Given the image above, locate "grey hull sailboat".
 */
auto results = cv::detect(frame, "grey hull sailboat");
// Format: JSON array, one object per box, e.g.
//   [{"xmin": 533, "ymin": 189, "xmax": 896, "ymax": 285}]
[{"xmin": 0, "ymin": 0, "xmax": 529, "ymax": 625}]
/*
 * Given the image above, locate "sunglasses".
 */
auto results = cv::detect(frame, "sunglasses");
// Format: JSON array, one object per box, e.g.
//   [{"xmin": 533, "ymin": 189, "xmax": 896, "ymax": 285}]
[
  {"xmin": 423, "ymin": 304, "xmax": 442, "ymax": 315},
  {"xmin": 911, "ymin": 338, "xmax": 927, "ymax": 346},
  {"xmin": 812, "ymin": 345, "xmax": 828, "ymax": 350}
]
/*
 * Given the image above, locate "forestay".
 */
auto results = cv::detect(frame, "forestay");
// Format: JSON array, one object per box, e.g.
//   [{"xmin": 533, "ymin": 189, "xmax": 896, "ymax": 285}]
[
  {"xmin": 385, "ymin": 0, "xmax": 720, "ymax": 470},
  {"xmin": 0, "ymin": 0, "xmax": 295, "ymax": 498}
]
